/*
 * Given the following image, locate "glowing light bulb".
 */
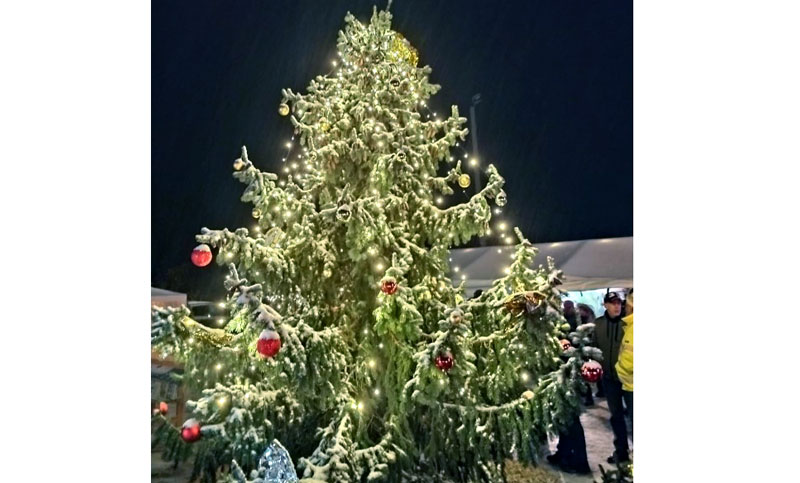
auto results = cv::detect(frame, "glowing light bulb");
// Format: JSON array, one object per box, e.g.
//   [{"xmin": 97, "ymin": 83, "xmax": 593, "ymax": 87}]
[
  {"xmin": 218, "ymin": 302, "xmax": 225, "ymax": 308},
  {"xmin": 436, "ymin": 197, "xmax": 443, "ymax": 205},
  {"xmin": 226, "ymin": 252, "xmax": 234, "ymax": 259},
  {"xmin": 498, "ymin": 222, "xmax": 507, "ymax": 231},
  {"xmin": 470, "ymin": 158, "xmax": 479, "ymax": 166},
  {"xmin": 215, "ymin": 363, "xmax": 222, "ymax": 371},
  {"xmin": 503, "ymin": 266, "xmax": 511, "ymax": 275},
  {"xmin": 374, "ymin": 388, "xmax": 380, "ymax": 396},
  {"xmin": 368, "ymin": 359, "xmax": 376, "ymax": 368},
  {"xmin": 332, "ymin": 60, "xmax": 337, "ymax": 67},
  {"xmin": 439, "ymin": 379, "xmax": 445, "ymax": 386},
  {"xmin": 521, "ymin": 372, "xmax": 529, "ymax": 382},
  {"xmin": 285, "ymin": 142, "xmax": 292, "ymax": 148},
  {"xmin": 461, "ymin": 274, "xmax": 466, "ymax": 280},
  {"xmin": 378, "ymin": 343, "xmax": 384, "ymax": 349},
  {"xmin": 453, "ymin": 266, "xmax": 460, "ymax": 272},
  {"xmin": 375, "ymin": 262, "xmax": 385, "ymax": 271},
  {"xmin": 505, "ymin": 236, "xmax": 513, "ymax": 244},
  {"xmin": 188, "ymin": 337, "xmax": 194, "ymax": 344},
  {"xmin": 217, "ymin": 397, "xmax": 226, "ymax": 406},
  {"xmin": 357, "ymin": 401, "xmax": 364, "ymax": 410}
]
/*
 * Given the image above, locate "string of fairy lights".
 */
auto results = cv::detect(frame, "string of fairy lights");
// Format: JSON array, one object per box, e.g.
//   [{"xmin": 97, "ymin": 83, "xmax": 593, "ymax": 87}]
[
  {"xmin": 191, "ymin": 48, "xmax": 530, "ymax": 415},
  {"xmin": 249, "ymin": 51, "xmax": 518, "ymax": 282}
]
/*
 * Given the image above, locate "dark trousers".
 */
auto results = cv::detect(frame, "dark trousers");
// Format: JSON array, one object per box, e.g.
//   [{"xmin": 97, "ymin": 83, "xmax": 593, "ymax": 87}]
[
  {"xmin": 555, "ymin": 414, "xmax": 589, "ymax": 470},
  {"xmin": 603, "ymin": 376, "xmax": 633, "ymax": 456}
]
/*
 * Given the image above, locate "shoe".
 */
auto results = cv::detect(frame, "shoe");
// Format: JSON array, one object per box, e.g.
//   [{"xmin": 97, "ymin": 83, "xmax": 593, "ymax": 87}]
[
  {"xmin": 607, "ymin": 452, "xmax": 630, "ymax": 464},
  {"xmin": 546, "ymin": 453, "xmax": 561, "ymax": 465}
]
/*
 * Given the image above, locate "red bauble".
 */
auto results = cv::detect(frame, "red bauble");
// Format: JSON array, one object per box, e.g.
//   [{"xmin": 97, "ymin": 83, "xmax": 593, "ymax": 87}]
[
  {"xmin": 381, "ymin": 278, "xmax": 398, "ymax": 295},
  {"xmin": 257, "ymin": 329, "xmax": 281, "ymax": 358},
  {"xmin": 581, "ymin": 361, "xmax": 603, "ymax": 383},
  {"xmin": 560, "ymin": 339, "xmax": 572, "ymax": 351},
  {"xmin": 434, "ymin": 352, "xmax": 454, "ymax": 372},
  {"xmin": 191, "ymin": 244, "xmax": 212, "ymax": 267},
  {"xmin": 181, "ymin": 419, "xmax": 202, "ymax": 443},
  {"xmin": 159, "ymin": 401, "xmax": 168, "ymax": 415}
]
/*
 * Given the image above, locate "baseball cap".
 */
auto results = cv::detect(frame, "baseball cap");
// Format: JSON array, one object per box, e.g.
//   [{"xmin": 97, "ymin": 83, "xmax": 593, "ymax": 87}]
[{"xmin": 604, "ymin": 292, "xmax": 622, "ymax": 303}]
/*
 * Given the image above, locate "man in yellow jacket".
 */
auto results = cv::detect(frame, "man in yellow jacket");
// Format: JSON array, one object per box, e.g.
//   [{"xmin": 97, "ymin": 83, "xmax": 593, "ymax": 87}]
[
  {"xmin": 616, "ymin": 291, "xmax": 633, "ymax": 438},
  {"xmin": 616, "ymin": 292, "xmax": 633, "ymax": 390}
]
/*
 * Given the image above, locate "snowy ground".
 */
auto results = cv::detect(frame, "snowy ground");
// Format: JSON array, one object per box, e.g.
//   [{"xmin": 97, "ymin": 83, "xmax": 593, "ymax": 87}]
[{"xmin": 152, "ymin": 398, "xmax": 631, "ymax": 482}]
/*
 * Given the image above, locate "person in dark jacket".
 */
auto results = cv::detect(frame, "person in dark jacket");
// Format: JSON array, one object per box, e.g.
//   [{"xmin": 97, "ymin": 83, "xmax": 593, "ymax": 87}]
[
  {"xmin": 563, "ymin": 300, "xmax": 578, "ymax": 331},
  {"xmin": 593, "ymin": 292, "xmax": 632, "ymax": 464},
  {"xmin": 546, "ymin": 333, "xmax": 591, "ymax": 475}
]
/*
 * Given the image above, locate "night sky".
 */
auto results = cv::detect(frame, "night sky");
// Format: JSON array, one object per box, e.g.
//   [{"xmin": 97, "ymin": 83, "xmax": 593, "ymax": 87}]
[{"xmin": 152, "ymin": 0, "xmax": 632, "ymax": 294}]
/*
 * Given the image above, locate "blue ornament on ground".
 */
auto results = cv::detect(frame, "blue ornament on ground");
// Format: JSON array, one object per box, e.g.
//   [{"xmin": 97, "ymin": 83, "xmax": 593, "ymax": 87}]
[
  {"xmin": 258, "ymin": 439, "xmax": 298, "ymax": 482},
  {"xmin": 230, "ymin": 439, "xmax": 298, "ymax": 483}
]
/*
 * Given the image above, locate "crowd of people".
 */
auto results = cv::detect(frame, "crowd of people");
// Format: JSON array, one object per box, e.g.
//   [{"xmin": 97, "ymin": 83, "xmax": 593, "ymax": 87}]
[{"xmin": 547, "ymin": 290, "xmax": 634, "ymax": 474}]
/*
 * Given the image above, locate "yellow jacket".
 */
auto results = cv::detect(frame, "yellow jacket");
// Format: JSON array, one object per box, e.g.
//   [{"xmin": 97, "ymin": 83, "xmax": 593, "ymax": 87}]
[{"xmin": 615, "ymin": 314, "xmax": 633, "ymax": 391}]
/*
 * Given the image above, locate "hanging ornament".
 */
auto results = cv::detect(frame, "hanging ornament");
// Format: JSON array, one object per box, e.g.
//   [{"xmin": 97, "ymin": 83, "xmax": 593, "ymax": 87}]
[
  {"xmin": 322, "ymin": 268, "xmax": 332, "ymax": 279},
  {"xmin": 380, "ymin": 277, "xmax": 398, "ymax": 295},
  {"xmin": 336, "ymin": 204, "xmax": 351, "ymax": 222},
  {"xmin": 522, "ymin": 390, "xmax": 534, "ymax": 400},
  {"xmin": 389, "ymin": 32, "xmax": 419, "ymax": 67},
  {"xmin": 320, "ymin": 120, "xmax": 331, "ymax": 132},
  {"xmin": 181, "ymin": 419, "xmax": 202, "ymax": 443},
  {"xmin": 233, "ymin": 158, "xmax": 246, "ymax": 171},
  {"xmin": 252, "ymin": 208, "xmax": 262, "ymax": 219},
  {"xmin": 458, "ymin": 173, "xmax": 471, "ymax": 189},
  {"xmin": 581, "ymin": 360, "xmax": 603, "ymax": 383},
  {"xmin": 560, "ymin": 339, "xmax": 572, "ymax": 351},
  {"xmin": 158, "ymin": 401, "xmax": 168, "ymax": 415},
  {"xmin": 191, "ymin": 244, "xmax": 213, "ymax": 267},
  {"xmin": 257, "ymin": 329, "xmax": 282, "ymax": 358},
  {"xmin": 396, "ymin": 151, "xmax": 406, "ymax": 161},
  {"xmin": 435, "ymin": 351, "xmax": 454, "ymax": 372},
  {"xmin": 278, "ymin": 103, "xmax": 290, "ymax": 116},
  {"xmin": 390, "ymin": 77, "xmax": 400, "ymax": 88},
  {"xmin": 449, "ymin": 309, "xmax": 463, "ymax": 325},
  {"xmin": 495, "ymin": 190, "xmax": 507, "ymax": 207}
]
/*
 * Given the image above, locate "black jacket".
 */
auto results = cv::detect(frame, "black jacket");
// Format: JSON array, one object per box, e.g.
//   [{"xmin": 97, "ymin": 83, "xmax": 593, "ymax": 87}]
[{"xmin": 593, "ymin": 311, "xmax": 624, "ymax": 380}]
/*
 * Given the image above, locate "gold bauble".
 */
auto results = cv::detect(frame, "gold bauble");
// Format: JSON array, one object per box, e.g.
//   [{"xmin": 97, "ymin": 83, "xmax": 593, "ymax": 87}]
[
  {"xmin": 252, "ymin": 208, "xmax": 262, "ymax": 219},
  {"xmin": 522, "ymin": 390, "xmax": 534, "ymax": 400},
  {"xmin": 233, "ymin": 158, "xmax": 246, "ymax": 171},
  {"xmin": 458, "ymin": 173, "xmax": 471, "ymax": 188},
  {"xmin": 319, "ymin": 120, "xmax": 331, "ymax": 132},
  {"xmin": 389, "ymin": 32, "xmax": 419, "ymax": 67},
  {"xmin": 278, "ymin": 103, "xmax": 290, "ymax": 116}
]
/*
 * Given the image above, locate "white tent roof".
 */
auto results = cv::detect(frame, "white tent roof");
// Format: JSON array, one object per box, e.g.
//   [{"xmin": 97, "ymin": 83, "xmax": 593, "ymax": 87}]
[
  {"xmin": 449, "ymin": 237, "xmax": 632, "ymax": 292},
  {"xmin": 151, "ymin": 287, "xmax": 187, "ymax": 307}
]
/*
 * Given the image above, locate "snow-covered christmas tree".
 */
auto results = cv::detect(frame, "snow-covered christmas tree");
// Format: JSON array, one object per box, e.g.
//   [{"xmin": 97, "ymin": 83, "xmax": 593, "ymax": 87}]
[{"xmin": 152, "ymin": 7, "xmax": 601, "ymax": 482}]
